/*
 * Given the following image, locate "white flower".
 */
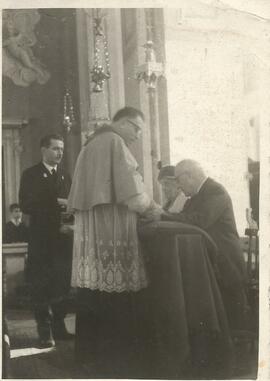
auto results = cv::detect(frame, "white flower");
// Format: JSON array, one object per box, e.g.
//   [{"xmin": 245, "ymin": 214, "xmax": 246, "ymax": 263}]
[{"xmin": 43, "ymin": 173, "xmax": 48, "ymax": 178}]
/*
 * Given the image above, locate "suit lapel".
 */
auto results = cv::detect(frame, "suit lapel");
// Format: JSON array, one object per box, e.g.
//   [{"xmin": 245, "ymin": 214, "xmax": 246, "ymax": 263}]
[
  {"xmin": 183, "ymin": 197, "xmax": 192, "ymax": 211},
  {"xmin": 39, "ymin": 162, "xmax": 58, "ymax": 199},
  {"xmin": 182, "ymin": 180, "xmax": 209, "ymax": 211},
  {"xmin": 55, "ymin": 168, "xmax": 66, "ymax": 195},
  {"xmin": 40, "ymin": 162, "xmax": 51, "ymax": 177},
  {"xmin": 39, "ymin": 163, "xmax": 54, "ymax": 190},
  {"xmin": 198, "ymin": 177, "xmax": 210, "ymax": 197},
  {"xmin": 183, "ymin": 193, "xmax": 200, "ymax": 210},
  {"xmin": 39, "ymin": 162, "xmax": 67, "ymax": 197}
]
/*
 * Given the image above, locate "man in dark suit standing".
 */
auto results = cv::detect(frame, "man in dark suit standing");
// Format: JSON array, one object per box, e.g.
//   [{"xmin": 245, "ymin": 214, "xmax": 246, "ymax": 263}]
[
  {"xmin": 19, "ymin": 134, "xmax": 73, "ymax": 347},
  {"xmin": 162, "ymin": 159, "xmax": 248, "ymax": 331}
]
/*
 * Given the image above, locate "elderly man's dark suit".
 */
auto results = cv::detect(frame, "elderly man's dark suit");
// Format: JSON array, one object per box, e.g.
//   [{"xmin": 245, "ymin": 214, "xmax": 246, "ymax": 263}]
[
  {"xmin": 162, "ymin": 177, "xmax": 248, "ymax": 330},
  {"xmin": 19, "ymin": 162, "xmax": 72, "ymax": 337}
]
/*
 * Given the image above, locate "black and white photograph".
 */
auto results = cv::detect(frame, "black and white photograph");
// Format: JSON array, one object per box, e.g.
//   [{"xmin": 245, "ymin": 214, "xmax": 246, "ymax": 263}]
[{"xmin": 2, "ymin": 1, "xmax": 270, "ymax": 379}]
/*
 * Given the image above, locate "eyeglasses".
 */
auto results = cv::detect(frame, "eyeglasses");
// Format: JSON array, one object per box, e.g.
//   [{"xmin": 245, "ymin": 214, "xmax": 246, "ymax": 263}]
[{"xmin": 127, "ymin": 119, "xmax": 142, "ymax": 134}]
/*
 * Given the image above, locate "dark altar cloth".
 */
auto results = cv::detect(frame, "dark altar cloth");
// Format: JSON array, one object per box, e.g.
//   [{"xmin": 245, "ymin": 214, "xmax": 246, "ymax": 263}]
[
  {"xmin": 75, "ymin": 288, "xmax": 155, "ymax": 379},
  {"xmin": 138, "ymin": 221, "xmax": 235, "ymax": 379}
]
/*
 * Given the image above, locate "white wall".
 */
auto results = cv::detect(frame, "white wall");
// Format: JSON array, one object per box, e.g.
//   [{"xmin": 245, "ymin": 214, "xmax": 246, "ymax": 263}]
[{"xmin": 163, "ymin": 8, "xmax": 257, "ymax": 234}]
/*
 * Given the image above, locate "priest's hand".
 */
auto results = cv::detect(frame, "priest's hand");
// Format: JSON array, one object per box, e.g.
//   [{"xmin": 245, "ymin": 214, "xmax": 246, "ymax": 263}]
[{"xmin": 143, "ymin": 203, "xmax": 163, "ymax": 221}]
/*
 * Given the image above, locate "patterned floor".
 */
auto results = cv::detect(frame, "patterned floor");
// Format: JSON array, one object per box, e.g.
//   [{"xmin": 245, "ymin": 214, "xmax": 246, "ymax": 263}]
[{"xmin": 5, "ymin": 309, "xmax": 258, "ymax": 379}]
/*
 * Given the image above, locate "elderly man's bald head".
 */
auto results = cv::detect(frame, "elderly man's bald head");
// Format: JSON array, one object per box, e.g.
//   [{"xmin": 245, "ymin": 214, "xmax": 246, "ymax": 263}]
[
  {"xmin": 175, "ymin": 159, "xmax": 207, "ymax": 196},
  {"xmin": 176, "ymin": 159, "xmax": 205, "ymax": 177}
]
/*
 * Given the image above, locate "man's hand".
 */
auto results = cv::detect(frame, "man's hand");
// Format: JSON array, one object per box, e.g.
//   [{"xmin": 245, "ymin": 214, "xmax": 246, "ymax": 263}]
[
  {"xmin": 143, "ymin": 204, "xmax": 163, "ymax": 221},
  {"xmin": 144, "ymin": 210, "xmax": 162, "ymax": 221},
  {"xmin": 60, "ymin": 224, "xmax": 74, "ymax": 234},
  {"xmin": 57, "ymin": 198, "xmax": 68, "ymax": 207}
]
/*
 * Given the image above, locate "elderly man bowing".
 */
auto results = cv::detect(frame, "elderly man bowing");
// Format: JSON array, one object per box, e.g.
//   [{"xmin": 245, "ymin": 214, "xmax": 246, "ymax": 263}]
[
  {"xmin": 162, "ymin": 159, "xmax": 248, "ymax": 332},
  {"xmin": 67, "ymin": 106, "xmax": 162, "ymax": 378}
]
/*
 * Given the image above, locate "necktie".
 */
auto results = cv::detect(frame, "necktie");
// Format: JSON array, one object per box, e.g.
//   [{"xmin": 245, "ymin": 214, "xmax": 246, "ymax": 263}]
[{"xmin": 51, "ymin": 168, "xmax": 57, "ymax": 182}]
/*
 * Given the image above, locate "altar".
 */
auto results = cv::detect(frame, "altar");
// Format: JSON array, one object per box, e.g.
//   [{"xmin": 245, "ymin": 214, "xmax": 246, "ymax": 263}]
[
  {"xmin": 138, "ymin": 221, "xmax": 234, "ymax": 379},
  {"xmin": 2, "ymin": 242, "xmax": 28, "ymax": 307}
]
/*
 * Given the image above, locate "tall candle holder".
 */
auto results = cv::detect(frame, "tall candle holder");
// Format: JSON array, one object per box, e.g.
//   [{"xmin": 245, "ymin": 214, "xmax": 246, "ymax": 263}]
[
  {"xmin": 135, "ymin": 9, "xmax": 165, "ymax": 202},
  {"xmin": 63, "ymin": 87, "xmax": 76, "ymax": 133},
  {"xmin": 136, "ymin": 40, "xmax": 164, "ymax": 89},
  {"xmin": 91, "ymin": 9, "xmax": 111, "ymax": 93}
]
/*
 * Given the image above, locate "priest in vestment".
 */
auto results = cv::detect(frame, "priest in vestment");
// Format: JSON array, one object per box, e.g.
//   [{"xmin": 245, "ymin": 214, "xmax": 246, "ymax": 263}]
[{"xmin": 67, "ymin": 107, "xmax": 162, "ymax": 378}]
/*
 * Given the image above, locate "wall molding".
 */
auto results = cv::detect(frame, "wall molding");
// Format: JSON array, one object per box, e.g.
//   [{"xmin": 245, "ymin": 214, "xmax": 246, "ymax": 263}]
[{"xmin": 2, "ymin": 119, "xmax": 28, "ymax": 128}]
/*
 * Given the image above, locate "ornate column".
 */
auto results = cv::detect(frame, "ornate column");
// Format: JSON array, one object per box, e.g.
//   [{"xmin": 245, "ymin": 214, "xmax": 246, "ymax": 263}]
[
  {"xmin": 76, "ymin": 9, "xmax": 125, "ymax": 144},
  {"xmin": 2, "ymin": 119, "xmax": 27, "ymax": 221},
  {"xmin": 136, "ymin": 9, "xmax": 164, "ymax": 203},
  {"xmin": 121, "ymin": 9, "xmax": 152, "ymax": 194},
  {"xmin": 60, "ymin": 10, "xmax": 81, "ymax": 176},
  {"xmin": 75, "ymin": 8, "xmax": 168, "ymax": 203},
  {"xmin": 86, "ymin": 9, "xmax": 111, "ymax": 133}
]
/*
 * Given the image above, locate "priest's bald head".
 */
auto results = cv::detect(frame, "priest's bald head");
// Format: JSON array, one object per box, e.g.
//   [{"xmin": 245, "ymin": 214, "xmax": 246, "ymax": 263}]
[
  {"xmin": 175, "ymin": 159, "xmax": 207, "ymax": 197},
  {"xmin": 111, "ymin": 106, "xmax": 145, "ymax": 146}
]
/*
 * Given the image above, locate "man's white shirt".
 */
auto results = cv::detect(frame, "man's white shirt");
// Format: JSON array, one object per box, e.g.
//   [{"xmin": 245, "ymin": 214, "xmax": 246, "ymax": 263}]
[{"xmin": 43, "ymin": 162, "xmax": 57, "ymax": 174}]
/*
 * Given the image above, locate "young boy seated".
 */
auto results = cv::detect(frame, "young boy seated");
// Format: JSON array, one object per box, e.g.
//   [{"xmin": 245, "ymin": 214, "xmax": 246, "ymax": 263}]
[{"xmin": 3, "ymin": 203, "xmax": 28, "ymax": 243}]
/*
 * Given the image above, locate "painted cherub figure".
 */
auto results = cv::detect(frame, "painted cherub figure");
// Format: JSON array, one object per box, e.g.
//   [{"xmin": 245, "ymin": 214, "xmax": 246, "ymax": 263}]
[{"xmin": 3, "ymin": 10, "xmax": 50, "ymax": 86}]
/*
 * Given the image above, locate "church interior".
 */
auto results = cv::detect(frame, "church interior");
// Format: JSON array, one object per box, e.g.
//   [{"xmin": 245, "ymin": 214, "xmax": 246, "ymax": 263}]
[{"xmin": 2, "ymin": 1, "xmax": 269, "ymax": 379}]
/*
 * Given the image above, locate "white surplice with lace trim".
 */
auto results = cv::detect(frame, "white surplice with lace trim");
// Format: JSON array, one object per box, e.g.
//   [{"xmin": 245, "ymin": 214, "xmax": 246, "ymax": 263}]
[
  {"xmin": 68, "ymin": 130, "xmax": 153, "ymax": 292},
  {"xmin": 71, "ymin": 196, "xmax": 150, "ymax": 292}
]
